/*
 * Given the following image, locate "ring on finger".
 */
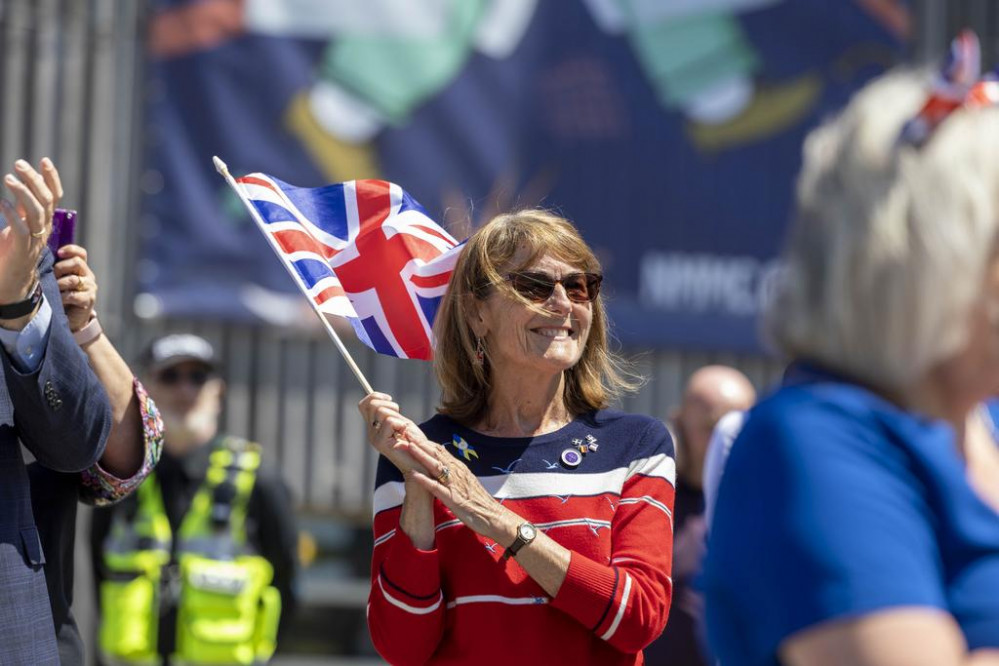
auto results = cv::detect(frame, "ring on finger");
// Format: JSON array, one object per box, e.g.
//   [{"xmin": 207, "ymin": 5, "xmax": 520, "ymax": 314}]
[
  {"xmin": 30, "ymin": 229, "xmax": 45, "ymax": 238},
  {"xmin": 75, "ymin": 276, "xmax": 88, "ymax": 292},
  {"xmin": 372, "ymin": 419, "xmax": 381, "ymax": 431},
  {"xmin": 436, "ymin": 464, "xmax": 451, "ymax": 485}
]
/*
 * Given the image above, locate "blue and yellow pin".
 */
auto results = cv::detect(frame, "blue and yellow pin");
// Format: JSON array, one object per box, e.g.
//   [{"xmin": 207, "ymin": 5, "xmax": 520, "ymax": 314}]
[{"xmin": 451, "ymin": 434, "xmax": 479, "ymax": 461}]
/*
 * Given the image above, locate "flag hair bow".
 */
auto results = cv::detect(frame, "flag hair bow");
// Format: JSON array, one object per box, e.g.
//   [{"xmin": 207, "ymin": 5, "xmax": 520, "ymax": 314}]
[{"xmin": 900, "ymin": 29, "xmax": 999, "ymax": 147}]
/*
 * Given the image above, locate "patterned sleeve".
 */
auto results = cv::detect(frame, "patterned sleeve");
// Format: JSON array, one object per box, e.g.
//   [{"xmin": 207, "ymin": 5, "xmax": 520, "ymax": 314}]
[{"xmin": 79, "ymin": 379, "xmax": 164, "ymax": 506}]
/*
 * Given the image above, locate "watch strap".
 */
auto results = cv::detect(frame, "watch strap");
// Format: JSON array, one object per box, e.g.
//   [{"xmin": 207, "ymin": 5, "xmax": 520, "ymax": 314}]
[
  {"xmin": 0, "ymin": 281, "xmax": 43, "ymax": 320},
  {"xmin": 500, "ymin": 522, "xmax": 536, "ymax": 561}
]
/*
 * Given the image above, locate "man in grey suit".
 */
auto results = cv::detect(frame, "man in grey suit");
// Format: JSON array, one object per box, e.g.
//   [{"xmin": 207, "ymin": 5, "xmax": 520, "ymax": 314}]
[{"xmin": 0, "ymin": 158, "xmax": 111, "ymax": 663}]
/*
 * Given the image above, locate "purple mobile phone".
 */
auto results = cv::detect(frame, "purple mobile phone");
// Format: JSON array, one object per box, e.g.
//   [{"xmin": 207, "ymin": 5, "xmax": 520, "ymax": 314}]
[{"xmin": 48, "ymin": 208, "xmax": 77, "ymax": 254}]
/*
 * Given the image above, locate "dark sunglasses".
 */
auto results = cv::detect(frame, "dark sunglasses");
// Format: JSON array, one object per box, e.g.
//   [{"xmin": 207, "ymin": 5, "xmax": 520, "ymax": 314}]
[
  {"xmin": 156, "ymin": 367, "xmax": 212, "ymax": 387},
  {"xmin": 505, "ymin": 271, "xmax": 603, "ymax": 303}
]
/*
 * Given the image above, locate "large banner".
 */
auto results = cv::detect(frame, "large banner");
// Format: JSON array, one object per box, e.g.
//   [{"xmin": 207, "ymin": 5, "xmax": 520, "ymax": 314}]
[{"xmin": 138, "ymin": 0, "xmax": 909, "ymax": 352}]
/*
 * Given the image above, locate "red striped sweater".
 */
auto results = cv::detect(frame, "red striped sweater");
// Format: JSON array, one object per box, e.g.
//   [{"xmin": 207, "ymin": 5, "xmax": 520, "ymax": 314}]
[{"xmin": 368, "ymin": 410, "xmax": 675, "ymax": 665}]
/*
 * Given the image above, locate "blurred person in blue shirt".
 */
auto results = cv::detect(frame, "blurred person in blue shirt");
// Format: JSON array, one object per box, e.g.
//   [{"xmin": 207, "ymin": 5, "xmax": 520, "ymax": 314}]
[{"xmin": 703, "ymin": 65, "xmax": 999, "ymax": 665}]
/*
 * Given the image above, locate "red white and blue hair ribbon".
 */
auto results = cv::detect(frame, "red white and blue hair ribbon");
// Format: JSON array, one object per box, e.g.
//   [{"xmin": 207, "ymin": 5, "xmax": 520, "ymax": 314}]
[{"xmin": 900, "ymin": 30, "xmax": 999, "ymax": 146}]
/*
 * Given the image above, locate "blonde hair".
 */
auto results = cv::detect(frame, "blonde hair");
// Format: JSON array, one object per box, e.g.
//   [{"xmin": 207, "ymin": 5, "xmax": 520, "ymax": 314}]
[
  {"xmin": 433, "ymin": 209, "xmax": 638, "ymax": 424},
  {"xmin": 768, "ymin": 68, "xmax": 999, "ymax": 390}
]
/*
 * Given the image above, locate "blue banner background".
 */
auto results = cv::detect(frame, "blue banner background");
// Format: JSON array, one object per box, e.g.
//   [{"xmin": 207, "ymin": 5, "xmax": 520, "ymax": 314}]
[{"xmin": 139, "ymin": 0, "xmax": 906, "ymax": 352}]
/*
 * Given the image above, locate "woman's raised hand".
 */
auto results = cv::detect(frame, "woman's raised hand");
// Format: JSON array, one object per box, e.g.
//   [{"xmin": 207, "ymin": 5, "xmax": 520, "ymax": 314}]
[{"xmin": 359, "ymin": 392, "xmax": 432, "ymax": 476}]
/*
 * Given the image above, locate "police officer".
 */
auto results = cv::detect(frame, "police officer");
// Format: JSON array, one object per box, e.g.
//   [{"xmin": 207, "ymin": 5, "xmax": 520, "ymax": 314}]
[{"xmin": 90, "ymin": 333, "xmax": 299, "ymax": 664}]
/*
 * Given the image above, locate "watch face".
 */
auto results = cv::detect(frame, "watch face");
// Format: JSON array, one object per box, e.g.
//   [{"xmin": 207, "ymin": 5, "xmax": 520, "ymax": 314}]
[{"xmin": 519, "ymin": 523, "xmax": 537, "ymax": 541}]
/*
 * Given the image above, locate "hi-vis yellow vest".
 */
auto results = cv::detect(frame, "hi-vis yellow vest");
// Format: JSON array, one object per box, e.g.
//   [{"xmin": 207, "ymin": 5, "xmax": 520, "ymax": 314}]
[{"xmin": 99, "ymin": 437, "xmax": 282, "ymax": 665}]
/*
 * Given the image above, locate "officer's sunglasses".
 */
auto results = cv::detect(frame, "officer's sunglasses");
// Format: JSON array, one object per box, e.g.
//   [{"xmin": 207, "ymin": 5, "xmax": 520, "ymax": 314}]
[
  {"xmin": 505, "ymin": 271, "xmax": 603, "ymax": 304},
  {"xmin": 156, "ymin": 367, "xmax": 213, "ymax": 387}
]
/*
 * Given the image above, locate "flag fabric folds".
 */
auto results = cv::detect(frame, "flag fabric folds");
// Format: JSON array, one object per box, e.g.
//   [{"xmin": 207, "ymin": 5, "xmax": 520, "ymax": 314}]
[{"xmin": 236, "ymin": 174, "xmax": 463, "ymax": 360}]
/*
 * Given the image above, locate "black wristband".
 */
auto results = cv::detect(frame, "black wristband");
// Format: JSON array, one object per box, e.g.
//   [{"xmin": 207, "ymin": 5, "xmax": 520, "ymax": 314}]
[{"xmin": 0, "ymin": 281, "xmax": 43, "ymax": 319}]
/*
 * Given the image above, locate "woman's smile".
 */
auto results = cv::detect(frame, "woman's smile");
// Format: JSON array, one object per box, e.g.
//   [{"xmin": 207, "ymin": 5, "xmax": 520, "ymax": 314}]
[{"xmin": 531, "ymin": 325, "xmax": 574, "ymax": 340}]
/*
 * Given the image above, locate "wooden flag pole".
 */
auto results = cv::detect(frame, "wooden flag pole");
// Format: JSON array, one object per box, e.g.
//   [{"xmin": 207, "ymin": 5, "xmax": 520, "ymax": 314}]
[{"xmin": 213, "ymin": 155, "xmax": 374, "ymax": 395}]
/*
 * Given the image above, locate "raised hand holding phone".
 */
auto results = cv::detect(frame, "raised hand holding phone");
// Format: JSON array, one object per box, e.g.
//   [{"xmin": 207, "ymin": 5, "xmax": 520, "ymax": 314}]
[{"xmin": 38, "ymin": 159, "xmax": 95, "ymax": 334}]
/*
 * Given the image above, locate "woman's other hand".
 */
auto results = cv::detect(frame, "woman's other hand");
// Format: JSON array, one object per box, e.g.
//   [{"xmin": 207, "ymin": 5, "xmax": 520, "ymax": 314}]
[{"xmin": 399, "ymin": 435, "xmax": 513, "ymax": 542}]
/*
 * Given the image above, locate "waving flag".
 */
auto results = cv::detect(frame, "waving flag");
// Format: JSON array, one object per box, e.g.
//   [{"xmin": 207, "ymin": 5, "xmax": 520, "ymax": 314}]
[{"xmin": 236, "ymin": 174, "xmax": 463, "ymax": 360}]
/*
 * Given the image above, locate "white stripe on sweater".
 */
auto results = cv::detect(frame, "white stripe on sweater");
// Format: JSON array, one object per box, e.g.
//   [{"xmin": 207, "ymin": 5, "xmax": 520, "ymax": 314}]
[
  {"xmin": 377, "ymin": 575, "xmax": 442, "ymax": 615},
  {"xmin": 600, "ymin": 572, "xmax": 633, "ymax": 641},
  {"xmin": 617, "ymin": 495, "xmax": 673, "ymax": 518},
  {"xmin": 373, "ymin": 529, "xmax": 396, "ymax": 548},
  {"xmin": 374, "ymin": 517, "xmax": 612, "ymax": 546},
  {"xmin": 435, "ymin": 519, "xmax": 462, "ymax": 532},
  {"xmin": 446, "ymin": 594, "xmax": 550, "ymax": 609},
  {"xmin": 373, "ymin": 455, "xmax": 675, "ymax": 514},
  {"xmin": 535, "ymin": 518, "xmax": 612, "ymax": 532}
]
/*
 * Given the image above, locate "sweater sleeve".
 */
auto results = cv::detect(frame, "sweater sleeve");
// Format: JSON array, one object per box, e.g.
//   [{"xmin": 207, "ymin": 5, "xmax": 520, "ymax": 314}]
[
  {"xmin": 550, "ymin": 420, "xmax": 675, "ymax": 653},
  {"xmin": 368, "ymin": 457, "xmax": 445, "ymax": 665}
]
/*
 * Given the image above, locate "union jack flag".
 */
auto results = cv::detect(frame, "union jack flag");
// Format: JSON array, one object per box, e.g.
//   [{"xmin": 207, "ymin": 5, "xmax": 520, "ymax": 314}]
[{"xmin": 236, "ymin": 174, "xmax": 464, "ymax": 360}]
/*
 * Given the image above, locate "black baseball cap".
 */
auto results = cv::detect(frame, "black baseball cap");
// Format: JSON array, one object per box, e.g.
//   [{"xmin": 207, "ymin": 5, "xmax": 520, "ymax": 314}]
[{"xmin": 142, "ymin": 333, "xmax": 219, "ymax": 374}]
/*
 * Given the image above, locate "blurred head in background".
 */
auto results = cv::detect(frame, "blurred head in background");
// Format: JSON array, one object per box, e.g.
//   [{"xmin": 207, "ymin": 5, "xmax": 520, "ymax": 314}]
[
  {"xmin": 142, "ymin": 333, "xmax": 224, "ymax": 456},
  {"xmin": 672, "ymin": 365, "xmax": 756, "ymax": 488},
  {"xmin": 768, "ymin": 69, "xmax": 999, "ymax": 420}
]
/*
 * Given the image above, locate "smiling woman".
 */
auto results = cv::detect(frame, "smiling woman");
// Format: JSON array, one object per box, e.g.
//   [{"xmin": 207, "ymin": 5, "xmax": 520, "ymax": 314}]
[
  {"xmin": 358, "ymin": 209, "xmax": 677, "ymax": 666},
  {"xmin": 436, "ymin": 210, "xmax": 627, "ymax": 425}
]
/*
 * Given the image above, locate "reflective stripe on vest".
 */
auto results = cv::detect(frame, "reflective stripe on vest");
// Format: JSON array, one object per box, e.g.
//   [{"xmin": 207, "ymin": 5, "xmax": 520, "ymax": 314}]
[{"xmin": 178, "ymin": 437, "xmax": 262, "ymax": 556}]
